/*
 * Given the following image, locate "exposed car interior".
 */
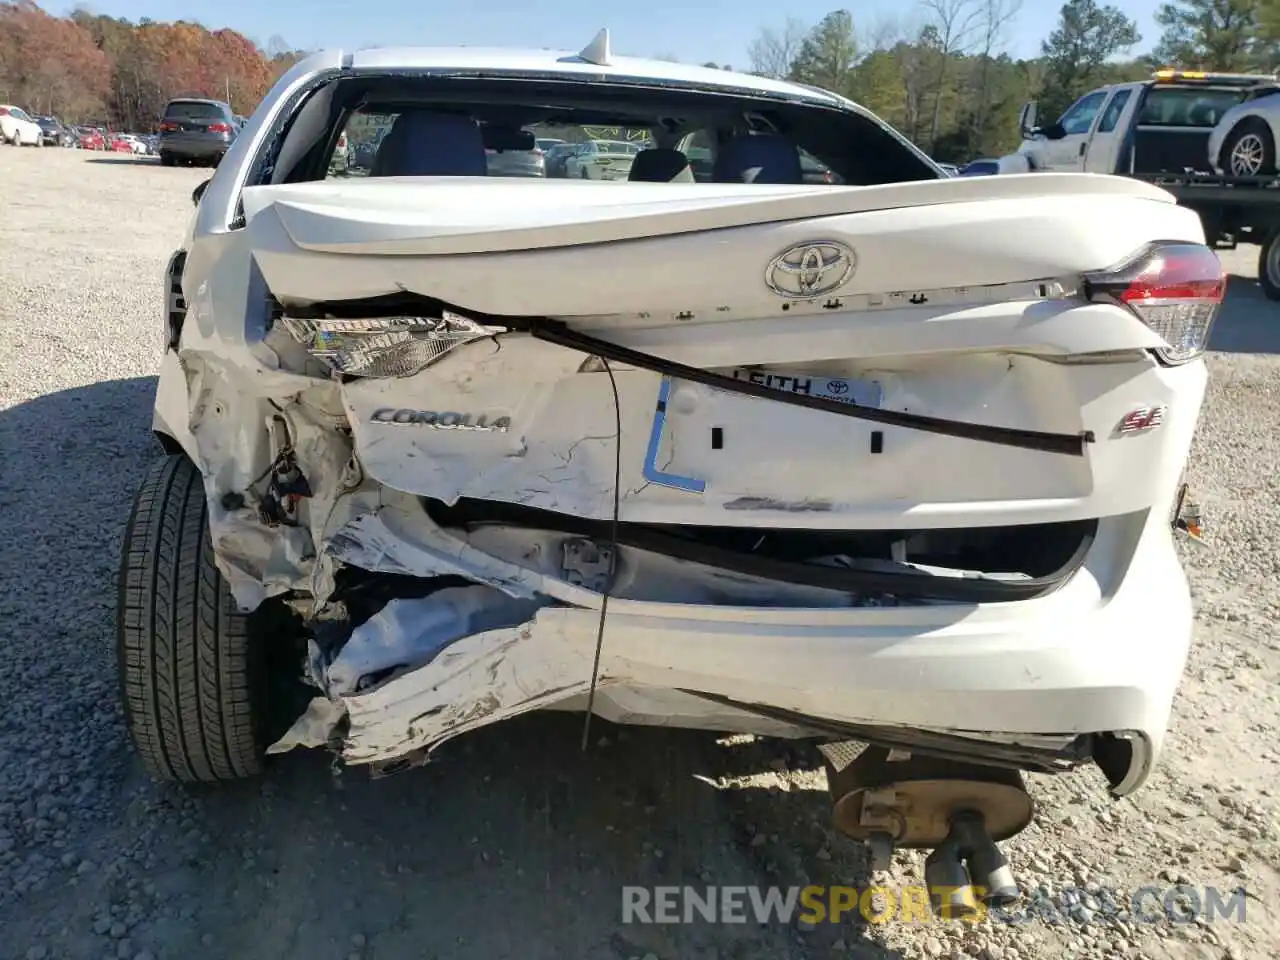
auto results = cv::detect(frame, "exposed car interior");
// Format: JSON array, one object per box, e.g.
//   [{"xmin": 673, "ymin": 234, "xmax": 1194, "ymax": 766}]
[{"xmin": 249, "ymin": 74, "xmax": 942, "ymax": 190}]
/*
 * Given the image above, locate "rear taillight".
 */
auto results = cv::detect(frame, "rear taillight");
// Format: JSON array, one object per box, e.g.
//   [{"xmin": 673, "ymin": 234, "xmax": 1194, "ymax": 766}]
[
  {"xmin": 1083, "ymin": 241, "xmax": 1224, "ymax": 364},
  {"xmin": 159, "ymin": 121, "xmax": 179, "ymax": 132},
  {"xmin": 207, "ymin": 122, "xmax": 232, "ymax": 134}
]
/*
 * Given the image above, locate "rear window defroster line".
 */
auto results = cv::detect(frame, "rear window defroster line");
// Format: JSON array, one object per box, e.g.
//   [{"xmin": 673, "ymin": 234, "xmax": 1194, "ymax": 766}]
[{"xmin": 526, "ymin": 318, "xmax": 1095, "ymax": 456}]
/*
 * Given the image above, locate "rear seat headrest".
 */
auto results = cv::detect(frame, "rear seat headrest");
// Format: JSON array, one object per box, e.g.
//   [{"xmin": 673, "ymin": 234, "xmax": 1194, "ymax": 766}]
[
  {"xmin": 711, "ymin": 133, "xmax": 803, "ymax": 184},
  {"xmin": 370, "ymin": 111, "xmax": 487, "ymax": 177},
  {"xmin": 628, "ymin": 148, "xmax": 695, "ymax": 183}
]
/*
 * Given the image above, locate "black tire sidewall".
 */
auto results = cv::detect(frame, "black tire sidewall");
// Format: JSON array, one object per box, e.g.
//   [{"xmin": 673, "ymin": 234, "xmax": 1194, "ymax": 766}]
[
  {"xmin": 1258, "ymin": 232, "xmax": 1280, "ymax": 301},
  {"xmin": 116, "ymin": 454, "xmax": 269, "ymax": 781}
]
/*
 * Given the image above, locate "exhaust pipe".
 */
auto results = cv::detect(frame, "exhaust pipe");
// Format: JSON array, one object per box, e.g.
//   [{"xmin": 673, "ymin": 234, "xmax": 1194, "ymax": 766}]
[
  {"xmin": 822, "ymin": 745, "xmax": 1032, "ymax": 918},
  {"xmin": 924, "ymin": 810, "xmax": 1020, "ymax": 917}
]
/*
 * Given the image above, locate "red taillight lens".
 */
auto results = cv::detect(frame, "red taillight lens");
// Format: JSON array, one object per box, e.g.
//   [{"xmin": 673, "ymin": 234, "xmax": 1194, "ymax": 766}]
[
  {"xmin": 207, "ymin": 122, "xmax": 232, "ymax": 134},
  {"xmin": 159, "ymin": 121, "xmax": 179, "ymax": 132},
  {"xmin": 1115, "ymin": 246, "xmax": 1225, "ymax": 304},
  {"xmin": 1084, "ymin": 242, "xmax": 1224, "ymax": 364}
]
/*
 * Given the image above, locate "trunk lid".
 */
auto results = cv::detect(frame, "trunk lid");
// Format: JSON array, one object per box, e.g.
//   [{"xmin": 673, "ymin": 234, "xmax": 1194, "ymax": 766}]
[
  {"xmin": 586, "ymin": 151, "xmax": 637, "ymax": 179},
  {"xmin": 239, "ymin": 175, "xmax": 1207, "ymax": 532},
  {"xmin": 243, "ymin": 173, "xmax": 1178, "ymax": 253},
  {"xmin": 242, "ymin": 174, "xmax": 1197, "ymax": 316}
]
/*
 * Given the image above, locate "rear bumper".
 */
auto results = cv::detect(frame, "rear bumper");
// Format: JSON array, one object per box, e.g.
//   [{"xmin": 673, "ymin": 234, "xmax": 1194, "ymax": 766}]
[
  {"xmin": 160, "ymin": 133, "xmax": 230, "ymax": 157},
  {"xmin": 276, "ymin": 490, "xmax": 1192, "ymax": 796}
]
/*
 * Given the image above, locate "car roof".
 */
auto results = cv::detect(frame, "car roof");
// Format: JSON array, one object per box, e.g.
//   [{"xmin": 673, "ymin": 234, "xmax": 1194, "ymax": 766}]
[
  {"xmin": 165, "ymin": 97, "xmax": 228, "ymax": 107},
  {"xmin": 325, "ymin": 40, "xmax": 846, "ymax": 109}
]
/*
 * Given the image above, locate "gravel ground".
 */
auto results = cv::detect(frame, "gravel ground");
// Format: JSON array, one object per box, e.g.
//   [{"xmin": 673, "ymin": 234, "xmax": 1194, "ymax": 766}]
[{"xmin": 0, "ymin": 146, "xmax": 1277, "ymax": 960}]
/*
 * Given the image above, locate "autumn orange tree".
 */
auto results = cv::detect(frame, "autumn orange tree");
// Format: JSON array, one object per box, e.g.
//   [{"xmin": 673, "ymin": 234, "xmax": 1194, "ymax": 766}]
[
  {"xmin": 0, "ymin": 1, "xmax": 111, "ymax": 118},
  {"xmin": 1, "ymin": 1, "xmax": 304, "ymax": 128}
]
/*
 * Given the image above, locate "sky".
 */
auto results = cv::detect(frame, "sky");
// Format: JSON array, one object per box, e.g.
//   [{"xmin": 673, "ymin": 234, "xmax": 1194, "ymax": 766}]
[{"xmin": 61, "ymin": 0, "xmax": 1169, "ymax": 67}]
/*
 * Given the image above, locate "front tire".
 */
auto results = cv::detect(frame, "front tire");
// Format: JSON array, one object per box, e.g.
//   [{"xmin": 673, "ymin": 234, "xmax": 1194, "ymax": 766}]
[
  {"xmin": 159, "ymin": 151, "xmax": 175, "ymax": 167},
  {"xmin": 117, "ymin": 455, "xmax": 268, "ymax": 783},
  {"xmin": 1221, "ymin": 120, "xmax": 1276, "ymax": 177}
]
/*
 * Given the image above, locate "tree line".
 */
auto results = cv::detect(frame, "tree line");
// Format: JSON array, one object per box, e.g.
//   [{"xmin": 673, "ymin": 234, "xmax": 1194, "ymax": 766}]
[
  {"xmin": 1, "ymin": 0, "xmax": 1278, "ymax": 158},
  {"xmin": 747, "ymin": 0, "xmax": 1280, "ymax": 162},
  {"xmin": 0, "ymin": 0, "xmax": 305, "ymax": 129}
]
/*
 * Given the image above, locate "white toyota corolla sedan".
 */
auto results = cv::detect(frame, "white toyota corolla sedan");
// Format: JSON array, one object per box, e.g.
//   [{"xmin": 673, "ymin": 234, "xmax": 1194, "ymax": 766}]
[{"xmin": 118, "ymin": 29, "xmax": 1222, "ymax": 915}]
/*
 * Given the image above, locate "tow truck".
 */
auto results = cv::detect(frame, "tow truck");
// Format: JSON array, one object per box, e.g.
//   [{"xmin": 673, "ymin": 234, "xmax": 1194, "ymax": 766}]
[{"xmin": 1006, "ymin": 68, "xmax": 1280, "ymax": 299}]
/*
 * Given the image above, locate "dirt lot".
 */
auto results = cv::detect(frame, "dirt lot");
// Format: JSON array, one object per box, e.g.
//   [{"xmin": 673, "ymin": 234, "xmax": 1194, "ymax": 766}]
[{"xmin": 0, "ymin": 147, "xmax": 1277, "ymax": 960}]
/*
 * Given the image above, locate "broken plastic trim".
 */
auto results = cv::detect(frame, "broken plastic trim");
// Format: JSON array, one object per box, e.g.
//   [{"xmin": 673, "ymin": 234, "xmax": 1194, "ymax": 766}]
[
  {"xmin": 279, "ymin": 295, "xmax": 1096, "ymax": 456},
  {"xmin": 422, "ymin": 499, "xmax": 1098, "ymax": 603},
  {"xmin": 682, "ymin": 691, "xmax": 1094, "ymax": 774}
]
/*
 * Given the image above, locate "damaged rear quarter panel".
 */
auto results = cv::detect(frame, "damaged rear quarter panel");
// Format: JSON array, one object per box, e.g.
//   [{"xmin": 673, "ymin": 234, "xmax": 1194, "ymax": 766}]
[
  {"xmin": 159, "ymin": 253, "xmax": 360, "ymax": 609},
  {"xmin": 340, "ymin": 616, "xmax": 592, "ymax": 764},
  {"xmin": 341, "ymin": 336, "xmax": 616, "ymax": 510}
]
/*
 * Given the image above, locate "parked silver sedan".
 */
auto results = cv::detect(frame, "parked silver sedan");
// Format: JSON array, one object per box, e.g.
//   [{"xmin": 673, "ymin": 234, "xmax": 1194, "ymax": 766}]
[{"xmin": 563, "ymin": 139, "xmax": 642, "ymax": 180}]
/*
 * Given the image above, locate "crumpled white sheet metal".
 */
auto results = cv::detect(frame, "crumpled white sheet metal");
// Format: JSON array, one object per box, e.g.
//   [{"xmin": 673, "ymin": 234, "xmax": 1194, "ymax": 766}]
[
  {"xmin": 340, "ymin": 615, "xmax": 588, "ymax": 764},
  {"xmin": 325, "ymin": 586, "xmax": 551, "ymax": 696},
  {"xmin": 268, "ymin": 583, "xmax": 557, "ymax": 759},
  {"xmin": 267, "ymin": 696, "xmax": 348, "ymax": 754}
]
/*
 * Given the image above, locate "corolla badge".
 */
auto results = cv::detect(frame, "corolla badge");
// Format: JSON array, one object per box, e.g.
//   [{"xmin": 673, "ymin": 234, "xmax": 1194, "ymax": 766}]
[
  {"xmin": 371, "ymin": 408, "xmax": 511, "ymax": 432},
  {"xmin": 765, "ymin": 241, "xmax": 856, "ymax": 298}
]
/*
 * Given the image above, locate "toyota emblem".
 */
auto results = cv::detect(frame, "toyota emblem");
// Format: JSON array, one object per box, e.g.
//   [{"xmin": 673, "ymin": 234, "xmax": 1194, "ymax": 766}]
[{"xmin": 765, "ymin": 241, "xmax": 856, "ymax": 298}]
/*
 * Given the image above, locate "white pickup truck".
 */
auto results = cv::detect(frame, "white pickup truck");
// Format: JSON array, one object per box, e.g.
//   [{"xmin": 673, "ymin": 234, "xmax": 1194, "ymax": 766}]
[{"xmin": 1003, "ymin": 68, "xmax": 1280, "ymax": 298}]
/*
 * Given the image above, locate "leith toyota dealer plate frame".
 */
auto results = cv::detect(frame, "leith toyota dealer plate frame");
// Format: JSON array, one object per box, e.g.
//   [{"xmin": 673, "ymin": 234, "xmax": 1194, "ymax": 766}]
[{"xmin": 643, "ymin": 370, "xmax": 884, "ymax": 493}]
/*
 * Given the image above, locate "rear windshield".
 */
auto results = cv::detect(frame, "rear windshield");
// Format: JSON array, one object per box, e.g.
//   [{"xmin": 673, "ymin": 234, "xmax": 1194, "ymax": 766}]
[
  {"xmin": 1137, "ymin": 87, "xmax": 1249, "ymax": 127},
  {"xmin": 272, "ymin": 75, "xmax": 937, "ymax": 189},
  {"xmin": 165, "ymin": 101, "xmax": 226, "ymax": 121}
]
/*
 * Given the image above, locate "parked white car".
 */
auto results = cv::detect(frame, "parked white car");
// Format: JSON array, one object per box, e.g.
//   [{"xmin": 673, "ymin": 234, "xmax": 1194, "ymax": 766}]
[
  {"xmin": 128, "ymin": 30, "xmax": 1221, "ymax": 911},
  {"xmin": 0, "ymin": 105, "xmax": 42, "ymax": 146},
  {"xmin": 563, "ymin": 137, "xmax": 643, "ymax": 179},
  {"xmin": 116, "ymin": 133, "xmax": 149, "ymax": 155},
  {"xmin": 1207, "ymin": 87, "xmax": 1280, "ymax": 176}
]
